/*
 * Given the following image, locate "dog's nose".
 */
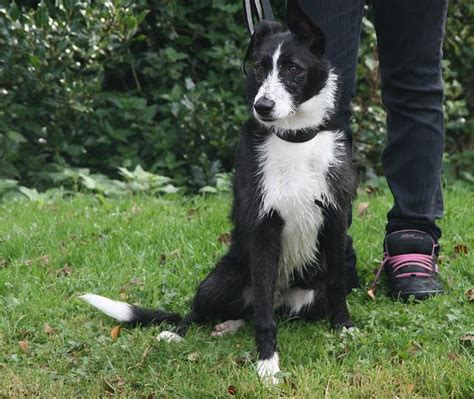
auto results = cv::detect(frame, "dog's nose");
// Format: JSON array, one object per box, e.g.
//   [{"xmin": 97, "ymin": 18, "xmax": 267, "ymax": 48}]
[{"xmin": 254, "ymin": 97, "xmax": 275, "ymax": 117}]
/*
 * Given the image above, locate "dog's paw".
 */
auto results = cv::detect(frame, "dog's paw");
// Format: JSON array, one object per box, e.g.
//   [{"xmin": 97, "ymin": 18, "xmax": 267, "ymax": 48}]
[
  {"xmin": 211, "ymin": 319, "xmax": 246, "ymax": 337},
  {"xmin": 156, "ymin": 331, "xmax": 184, "ymax": 343},
  {"xmin": 257, "ymin": 353, "xmax": 281, "ymax": 385}
]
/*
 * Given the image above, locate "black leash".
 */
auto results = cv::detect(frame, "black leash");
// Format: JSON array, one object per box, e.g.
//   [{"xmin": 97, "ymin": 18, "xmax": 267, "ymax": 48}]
[{"xmin": 243, "ymin": 0, "xmax": 275, "ymax": 34}]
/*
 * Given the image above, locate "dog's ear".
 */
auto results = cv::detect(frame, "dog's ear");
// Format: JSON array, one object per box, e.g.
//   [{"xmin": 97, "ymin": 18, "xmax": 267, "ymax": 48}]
[
  {"xmin": 286, "ymin": 0, "xmax": 326, "ymax": 56},
  {"xmin": 242, "ymin": 20, "xmax": 283, "ymax": 75}
]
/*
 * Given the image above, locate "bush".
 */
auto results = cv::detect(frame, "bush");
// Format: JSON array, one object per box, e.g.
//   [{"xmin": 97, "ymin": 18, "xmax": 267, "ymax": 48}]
[{"xmin": 0, "ymin": 0, "xmax": 472, "ymax": 193}]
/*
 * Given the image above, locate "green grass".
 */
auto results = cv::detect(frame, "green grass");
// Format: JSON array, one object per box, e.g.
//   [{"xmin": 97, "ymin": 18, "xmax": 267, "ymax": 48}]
[{"xmin": 1, "ymin": 187, "xmax": 473, "ymax": 398}]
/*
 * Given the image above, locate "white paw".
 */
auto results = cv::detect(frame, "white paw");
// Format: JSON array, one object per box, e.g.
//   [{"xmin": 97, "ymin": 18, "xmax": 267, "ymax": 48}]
[
  {"xmin": 211, "ymin": 319, "xmax": 246, "ymax": 337},
  {"xmin": 257, "ymin": 353, "xmax": 280, "ymax": 385},
  {"xmin": 156, "ymin": 331, "xmax": 184, "ymax": 343}
]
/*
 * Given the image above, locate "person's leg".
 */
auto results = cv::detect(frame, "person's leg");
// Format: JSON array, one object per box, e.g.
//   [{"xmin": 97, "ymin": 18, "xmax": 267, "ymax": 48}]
[
  {"xmin": 372, "ymin": 0, "xmax": 447, "ymax": 298},
  {"xmin": 299, "ymin": 0, "xmax": 365, "ymax": 290},
  {"xmin": 373, "ymin": 0, "xmax": 447, "ymax": 240}
]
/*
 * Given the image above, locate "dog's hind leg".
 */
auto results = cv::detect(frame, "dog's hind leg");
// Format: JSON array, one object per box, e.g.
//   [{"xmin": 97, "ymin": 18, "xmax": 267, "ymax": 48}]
[
  {"xmin": 157, "ymin": 251, "xmax": 250, "ymax": 342},
  {"xmin": 211, "ymin": 319, "xmax": 246, "ymax": 337}
]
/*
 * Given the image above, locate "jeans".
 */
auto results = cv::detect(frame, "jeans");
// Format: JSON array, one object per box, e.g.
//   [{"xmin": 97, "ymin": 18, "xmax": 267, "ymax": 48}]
[{"xmin": 299, "ymin": 0, "xmax": 448, "ymax": 279}]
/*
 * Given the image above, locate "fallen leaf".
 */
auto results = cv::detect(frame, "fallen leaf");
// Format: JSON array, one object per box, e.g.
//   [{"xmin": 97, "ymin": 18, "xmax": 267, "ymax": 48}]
[
  {"xmin": 187, "ymin": 208, "xmax": 197, "ymax": 219},
  {"xmin": 186, "ymin": 352, "xmax": 200, "ymax": 362},
  {"xmin": 367, "ymin": 289, "xmax": 376, "ymax": 300},
  {"xmin": 119, "ymin": 291, "xmax": 128, "ymax": 300},
  {"xmin": 454, "ymin": 243, "xmax": 468, "ymax": 256},
  {"xmin": 130, "ymin": 204, "xmax": 141, "ymax": 214},
  {"xmin": 218, "ymin": 232, "xmax": 231, "ymax": 245},
  {"xmin": 227, "ymin": 386, "xmax": 236, "ymax": 396},
  {"xmin": 365, "ymin": 185, "xmax": 375, "ymax": 195},
  {"xmin": 111, "ymin": 325, "xmax": 121, "ymax": 341},
  {"xmin": 56, "ymin": 264, "xmax": 73, "ymax": 277},
  {"xmin": 234, "ymin": 351, "xmax": 252, "ymax": 366},
  {"xmin": 447, "ymin": 352, "xmax": 460, "ymax": 361},
  {"xmin": 407, "ymin": 384, "xmax": 414, "ymax": 393},
  {"xmin": 43, "ymin": 323, "xmax": 55, "ymax": 336},
  {"xmin": 129, "ymin": 277, "xmax": 144, "ymax": 287},
  {"xmin": 465, "ymin": 288, "xmax": 474, "ymax": 303},
  {"xmin": 357, "ymin": 202, "xmax": 369, "ymax": 217},
  {"xmin": 19, "ymin": 340, "xmax": 29, "ymax": 353}
]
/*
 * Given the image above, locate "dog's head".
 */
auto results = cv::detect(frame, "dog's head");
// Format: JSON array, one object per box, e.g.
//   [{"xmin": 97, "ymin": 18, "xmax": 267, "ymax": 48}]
[{"xmin": 245, "ymin": 0, "xmax": 337, "ymax": 132}]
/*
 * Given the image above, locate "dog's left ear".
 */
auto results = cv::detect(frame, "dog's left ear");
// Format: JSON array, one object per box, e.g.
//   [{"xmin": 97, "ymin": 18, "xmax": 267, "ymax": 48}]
[{"xmin": 287, "ymin": 0, "xmax": 326, "ymax": 56}]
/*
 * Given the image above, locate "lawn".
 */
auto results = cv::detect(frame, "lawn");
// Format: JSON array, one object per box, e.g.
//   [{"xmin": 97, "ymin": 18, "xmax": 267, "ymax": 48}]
[{"xmin": 1, "ymin": 186, "xmax": 473, "ymax": 398}]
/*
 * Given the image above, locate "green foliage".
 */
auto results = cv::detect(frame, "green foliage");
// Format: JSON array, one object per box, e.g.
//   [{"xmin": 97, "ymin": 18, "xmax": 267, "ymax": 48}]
[
  {"xmin": 0, "ymin": 165, "xmax": 180, "ymax": 202},
  {"xmin": 0, "ymin": 1, "xmax": 472, "ymax": 192}
]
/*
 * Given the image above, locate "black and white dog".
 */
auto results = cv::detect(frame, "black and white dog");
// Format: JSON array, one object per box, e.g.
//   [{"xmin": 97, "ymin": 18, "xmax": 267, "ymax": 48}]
[{"xmin": 81, "ymin": 0, "xmax": 356, "ymax": 384}]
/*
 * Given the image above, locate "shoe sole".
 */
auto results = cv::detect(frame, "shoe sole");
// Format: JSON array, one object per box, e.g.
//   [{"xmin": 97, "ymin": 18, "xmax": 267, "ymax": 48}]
[{"xmin": 391, "ymin": 289, "xmax": 443, "ymax": 301}]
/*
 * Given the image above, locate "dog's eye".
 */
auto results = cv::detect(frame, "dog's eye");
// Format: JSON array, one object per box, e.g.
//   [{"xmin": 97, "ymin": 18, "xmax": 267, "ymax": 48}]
[
  {"xmin": 254, "ymin": 64, "xmax": 264, "ymax": 73},
  {"xmin": 289, "ymin": 65, "xmax": 300, "ymax": 74}
]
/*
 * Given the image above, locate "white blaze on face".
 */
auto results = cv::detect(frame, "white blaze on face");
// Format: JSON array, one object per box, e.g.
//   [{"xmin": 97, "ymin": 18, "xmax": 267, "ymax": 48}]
[{"xmin": 254, "ymin": 44, "xmax": 294, "ymax": 121}]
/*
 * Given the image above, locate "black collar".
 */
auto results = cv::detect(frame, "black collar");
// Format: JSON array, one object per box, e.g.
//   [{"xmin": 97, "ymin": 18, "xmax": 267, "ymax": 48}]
[{"xmin": 273, "ymin": 121, "xmax": 331, "ymax": 143}]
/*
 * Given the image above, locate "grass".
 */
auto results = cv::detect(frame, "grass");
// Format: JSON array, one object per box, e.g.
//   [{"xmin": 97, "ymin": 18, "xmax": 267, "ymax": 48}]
[{"xmin": 0, "ymin": 186, "xmax": 473, "ymax": 398}]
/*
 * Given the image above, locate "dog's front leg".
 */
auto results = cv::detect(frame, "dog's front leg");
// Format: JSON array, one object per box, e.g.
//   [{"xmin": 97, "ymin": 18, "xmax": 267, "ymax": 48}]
[
  {"xmin": 249, "ymin": 213, "xmax": 284, "ymax": 384},
  {"xmin": 321, "ymin": 209, "xmax": 354, "ymax": 330}
]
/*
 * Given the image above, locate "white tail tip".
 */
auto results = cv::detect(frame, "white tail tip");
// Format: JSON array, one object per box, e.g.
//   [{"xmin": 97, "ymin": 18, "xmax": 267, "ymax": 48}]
[{"xmin": 80, "ymin": 293, "xmax": 133, "ymax": 322}]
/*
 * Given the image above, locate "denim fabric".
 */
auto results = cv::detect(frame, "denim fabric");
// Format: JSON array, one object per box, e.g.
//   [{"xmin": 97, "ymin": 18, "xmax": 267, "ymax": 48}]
[{"xmin": 299, "ymin": 0, "xmax": 448, "ymax": 244}]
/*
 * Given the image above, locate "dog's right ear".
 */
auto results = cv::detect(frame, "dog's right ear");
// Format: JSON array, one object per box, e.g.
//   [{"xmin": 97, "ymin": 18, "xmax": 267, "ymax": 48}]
[
  {"xmin": 287, "ymin": 0, "xmax": 326, "ymax": 55},
  {"xmin": 242, "ymin": 20, "xmax": 283, "ymax": 75}
]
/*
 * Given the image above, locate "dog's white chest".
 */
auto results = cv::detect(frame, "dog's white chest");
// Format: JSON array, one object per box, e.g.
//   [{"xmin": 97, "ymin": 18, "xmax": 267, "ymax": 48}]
[{"xmin": 257, "ymin": 131, "xmax": 341, "ymax": 285}]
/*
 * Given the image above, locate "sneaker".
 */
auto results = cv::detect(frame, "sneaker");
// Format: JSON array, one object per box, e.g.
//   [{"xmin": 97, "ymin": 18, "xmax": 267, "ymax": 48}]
[{"xmin": 370, "ymin": 230, "xmax": 443, "ymax": 300}]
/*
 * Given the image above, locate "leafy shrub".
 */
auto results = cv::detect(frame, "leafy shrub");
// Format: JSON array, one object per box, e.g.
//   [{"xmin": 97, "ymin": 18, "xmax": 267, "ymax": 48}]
[{"xmin": 0, "ymin": 0, "xmax": 472, "ymax": 194}]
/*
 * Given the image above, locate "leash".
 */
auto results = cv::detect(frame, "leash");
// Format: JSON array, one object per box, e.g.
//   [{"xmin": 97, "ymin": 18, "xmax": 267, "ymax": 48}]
[{"xmin": 243, "ymin": 0, "xmax": 275, "ymax": 34}]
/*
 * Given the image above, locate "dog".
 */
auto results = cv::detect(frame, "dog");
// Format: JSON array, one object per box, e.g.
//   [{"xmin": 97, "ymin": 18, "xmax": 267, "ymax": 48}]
[{"xmin": 81, "ymin": 0, "xmax": 356, "ymax": 384}]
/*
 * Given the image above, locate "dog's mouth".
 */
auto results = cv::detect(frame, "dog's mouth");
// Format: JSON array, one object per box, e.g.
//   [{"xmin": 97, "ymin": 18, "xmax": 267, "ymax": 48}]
[{"xmin": 257, "ymin": 116, "xmax": 277, "ymax": 122}]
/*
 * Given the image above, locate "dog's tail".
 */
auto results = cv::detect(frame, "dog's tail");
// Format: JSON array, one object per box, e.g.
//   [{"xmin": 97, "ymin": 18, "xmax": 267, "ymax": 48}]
[{"xmin": 79, "ymin": 293, "xmax": 182, "ymax": 326}]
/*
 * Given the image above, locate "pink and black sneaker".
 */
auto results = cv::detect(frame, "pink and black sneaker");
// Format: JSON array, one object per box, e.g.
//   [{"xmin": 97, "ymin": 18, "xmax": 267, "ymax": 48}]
[{"xmin": 371, "ymin": 230, "xmax": 443, "ymax": 300}]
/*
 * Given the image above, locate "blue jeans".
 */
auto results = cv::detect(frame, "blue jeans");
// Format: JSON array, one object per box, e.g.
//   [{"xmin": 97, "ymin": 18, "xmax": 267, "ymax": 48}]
[{"xmin": 299, "ymin": 0, "xmax": 448, "ymax": 280}]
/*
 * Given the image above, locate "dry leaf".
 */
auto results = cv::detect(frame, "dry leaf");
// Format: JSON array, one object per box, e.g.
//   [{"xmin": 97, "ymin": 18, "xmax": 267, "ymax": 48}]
[
  {"xmin": 465, "ymin": 288, "xmax": 474, "ymax": 303},
  {"xmin": 186, "ymin": 352, "xmax": 200, "ymax": 362},
  {"xmin": 187, "ymin": 208, "xmax": 197, "ymax": 219},
  {"xmin": 44, "ymin": 323, "xmax": 55, "ymax": 336},
  {"xmin": 407, "ymin": 384, "xmax": 414, "ymax": 393},
  {"xmin": 365, "ymin": 185, "xmax": 375, "ymax": 195},
  {"xmin": 454, "ymin": 243, "xmax": 468, "ymax": 256},
  {"xmin": 111, "ymin": 325, "xmax": 121, "ymax": 341},
  {"xmin": 56, "ymin": 264, "xmax": 73, "ymax": 277},
  {"xmin": 227, "ymin": 386, "xmax": 236, "ymax": 396},
  {"xmin": 218, "ymin": 232, "xmax": 231, "ymax": 245},
  {"xmin": 447, "ymin": 352, "xmax": 460, "ymax": 361},
  {"xmin": 367, "ymin": 289, "xmax": 376, "ymax": 300},
  {"xmin": 357, "ymin": 202, "xmax": 369, "ymax": 217},
  {"xmin": 19, "ymin": 340, "xmax": 29, "ymax": 353},
  {"xmin": 131, "ymin": 204, "xmax": 141, "ymax": 214}
]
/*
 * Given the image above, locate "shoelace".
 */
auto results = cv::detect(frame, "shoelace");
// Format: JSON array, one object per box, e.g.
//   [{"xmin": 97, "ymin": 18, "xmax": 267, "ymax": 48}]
[{"xmin": 369, "ymin": 249, "xmax": 438, "ymax": 295}]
